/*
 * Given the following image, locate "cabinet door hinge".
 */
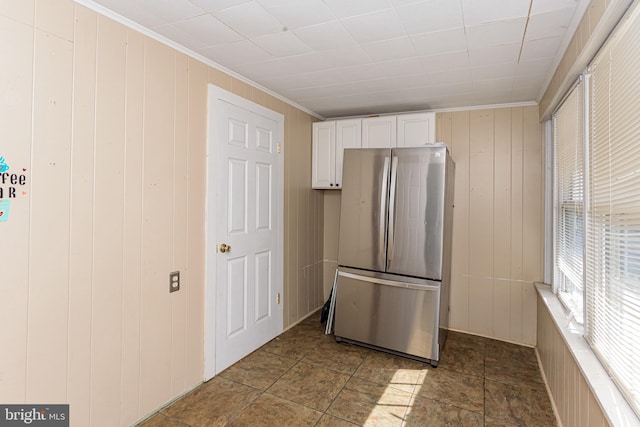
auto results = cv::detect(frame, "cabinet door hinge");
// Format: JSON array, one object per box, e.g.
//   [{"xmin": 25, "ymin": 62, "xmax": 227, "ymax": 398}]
[
  {"xmin": 277, "ymin": 143, "xmax": 281, "ymax": 153},
  {"xmin": 276, "ymin": 292, "xmax": 281, "ymax": 304}
]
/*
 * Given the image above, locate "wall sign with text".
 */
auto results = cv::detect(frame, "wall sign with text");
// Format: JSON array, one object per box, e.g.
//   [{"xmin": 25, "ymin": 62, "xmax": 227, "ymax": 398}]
[{"xmin": 0, "ymin": 156, "xmax": 28, "ymax": 223}]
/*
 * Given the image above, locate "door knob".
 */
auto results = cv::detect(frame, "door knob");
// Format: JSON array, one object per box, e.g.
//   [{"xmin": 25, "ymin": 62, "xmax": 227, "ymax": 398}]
[{"xmin": 219, "ymin": 243, "xmax": 231, "ymax": 253}]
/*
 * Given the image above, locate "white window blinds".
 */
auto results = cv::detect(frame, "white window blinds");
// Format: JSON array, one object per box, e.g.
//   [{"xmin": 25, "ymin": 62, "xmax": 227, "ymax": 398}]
[
  {"xmin": 553, "ymin": 79, "xmax": 585, "ymax": 321},
  {"xmin": 586, "ymin": 3, "xmax": 640, "ymax": 415}
]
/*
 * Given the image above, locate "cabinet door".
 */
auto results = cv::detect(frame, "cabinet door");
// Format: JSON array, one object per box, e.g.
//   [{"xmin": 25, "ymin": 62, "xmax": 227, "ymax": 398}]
[
  {"xmin": 335, "ymin": 119, "xmax": 362, "ymax": 188},
  {"xmin": 312, "ymin": 121, "xmax": 336, "ymax": 189},
  {"xmin": 362, "ymin": 116, "xmax": 396, "ymax": 148},
  {"xmin": 397, "ymin": 112, "xmax": 436, "ymax": 147}
]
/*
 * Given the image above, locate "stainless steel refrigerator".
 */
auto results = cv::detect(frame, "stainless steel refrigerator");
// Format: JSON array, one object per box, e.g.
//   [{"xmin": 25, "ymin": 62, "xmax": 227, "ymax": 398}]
[{"xmin": 333, "ymin": 144, "xmax": 454, "ymax": 367}]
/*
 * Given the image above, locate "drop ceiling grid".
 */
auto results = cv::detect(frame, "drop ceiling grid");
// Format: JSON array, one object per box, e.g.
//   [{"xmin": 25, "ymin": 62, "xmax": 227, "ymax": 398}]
[{"xmin": 89, "ymin": 0, "xmax": 588, "ymax": 117}]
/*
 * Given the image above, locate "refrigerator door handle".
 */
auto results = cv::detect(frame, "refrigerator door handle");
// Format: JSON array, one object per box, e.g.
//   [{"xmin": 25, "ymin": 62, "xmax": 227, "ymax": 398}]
[
  {"xmin": 387, "ymin": 156, "xmax": 399, "ymax": 268},
  {"xmin": 379, "ymin": 156, "xmax": 391, "ymax": 267}
]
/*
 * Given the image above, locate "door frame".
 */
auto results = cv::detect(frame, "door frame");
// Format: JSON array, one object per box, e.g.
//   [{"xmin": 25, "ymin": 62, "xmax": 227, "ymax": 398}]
[{"xmin": 204, "ymin": 85, "xmax": 284, "ymax": 381}]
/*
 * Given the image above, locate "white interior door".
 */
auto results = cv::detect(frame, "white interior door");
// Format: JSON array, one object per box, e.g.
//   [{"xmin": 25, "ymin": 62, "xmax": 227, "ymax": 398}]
[{"xmin": 205, "ymin": 87, "xmax": 284, "ymax": 379}]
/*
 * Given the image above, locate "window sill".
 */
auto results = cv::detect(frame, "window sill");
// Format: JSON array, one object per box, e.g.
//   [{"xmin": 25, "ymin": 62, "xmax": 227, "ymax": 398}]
[{"xmin": 535, "ymin": 282, "xmax": 640, "ymax": 427}]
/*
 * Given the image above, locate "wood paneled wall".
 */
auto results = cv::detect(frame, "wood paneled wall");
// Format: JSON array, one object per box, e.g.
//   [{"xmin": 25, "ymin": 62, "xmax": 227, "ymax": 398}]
[
  {"xmin": 537, "ymin": 292, "xmax": 610, "ymax": 427},
  {"xmin": 0, "ymin": 0, "xmax": 323, "ymax": 425},
  {"xmin": 437, "ymin": 106, "xmax": 544, "ymax": 345}
]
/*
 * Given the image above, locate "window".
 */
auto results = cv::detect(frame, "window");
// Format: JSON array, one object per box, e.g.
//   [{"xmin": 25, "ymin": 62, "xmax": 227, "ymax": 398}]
[
  {"xmin": 552, "ymin": 2, "xmax": 640, "ymax": 417},
  {"xmin": 552, "ymin": 79, "xmax": 585, "ymax": 322},
  {"xmin": 585, "ymin": 8, "xmax": 640, "ymax": 414}
]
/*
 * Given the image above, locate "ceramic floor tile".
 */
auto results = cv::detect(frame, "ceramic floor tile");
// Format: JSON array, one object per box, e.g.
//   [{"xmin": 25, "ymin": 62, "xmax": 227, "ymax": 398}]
[
  {"xmin": 315, "ymin": 414, "xmax": 360, "ymax": 426},
  {"xmin": 219, "ymin": 348, "xmax": 298, "ymax": 391},
  {"xmin": 414, "ymin": 367, "xmax": 484, "ymax": 413},
  {"xmin": 301, "ymin": 339, "xmax": 370, "ymax": 375},
  {"xmin": 267, "ymin": 361, "xmax": 350, "ymax": 411},
  {"xmin": 404, "ymin": 394, "xmax": 484, "ymax": 426},
  {"xmin": 485, "ymin": 379, "xmax": 556, "ymax": 426},
  {"xmin": 161, "ymin": 376, "xmax": 261, "ymax": 426},
  {"xmin": 353, "ymin": 350, "xmax": 426, "ymax": 393},
  {"xmin": 446, "ymin": 331, "xmax": 489, "ymax": 351},
  {"xmin": 327, "ymin": 376, "xmax": 414, "ymax": 426},
  {"xmin": 261, "ymin": 329, "xmax": 320, "ymax": 360},
  {"xmin": 439, "ymin": 339, "xmax": 485, "ymax": 378},
  {"xmin": 137, "ymin": 413, "xmax": 188, "ymax": 427},
  {"xmin": 227, "ymin": 393, "xmax": 322, "ymax": 426}
]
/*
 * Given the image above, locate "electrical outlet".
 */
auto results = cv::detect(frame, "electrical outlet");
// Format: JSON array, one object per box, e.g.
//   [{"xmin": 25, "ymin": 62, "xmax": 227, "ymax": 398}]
[{"xmin": 169, "ymin": 271, "xmax": 180, "ymax": 293}]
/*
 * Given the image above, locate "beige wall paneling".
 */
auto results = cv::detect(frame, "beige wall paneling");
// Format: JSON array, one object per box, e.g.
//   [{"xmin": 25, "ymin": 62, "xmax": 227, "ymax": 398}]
[
  {"xmin": 446, "ymin": 111, "xmax": 472, "ymax": 331},
  {"xmin": 139, "ymin": 38, "xmax": 175, "ymax": 415},
  {"xmin": 170, "ymin": 52, "xmax": 189, "ymax": 398},
  {"xmin": 67, "ymin": 6, "xmax": 96, "ymax": 426},
  {"xmin": 284, "ymin": 105, "xmax": 297, "ymax": 326},
  {"xmin": 509, "ymin": 107, "xmax": 525, "ymax": 344},
  {"xmin": 522, "ymin": 106, "xmax": 543, "ymax": 344},
  {"xmin": 27, "ymin": 12, "xmax": 74, "ymax": 403},
  {"xmin": 492, "ymin": 108, "xmax": 512, "ymax": 342},
  {"xmin": 322, "ymin": 191, "xmax": 340, "ymax": 300},
  {"xmin": 185, "ymin": 56, "xmax": 207, "ymax": 389},
  {"xmin": 0, "ymin": 7, "xmax": 34, "ymax": 403},
  {"xmin": 537, "ymin": 294, "xmax": 610, "ymax": 427},
  {"xmin": 91, "ymin": 16, "xmax": 127, "ymax": 425},
  {"xmin": 435, "ymin": 107, "xmax": 542, "ymax": 344},
  {"xmin": 0, "ymin": 0, "xmax": 34, "ymax": 25},
  {"xmin": 121, "ymin": 26, "xmax": 145, "ymax": 426},
  {"xmin": 468, "ymin": 109, "xmax": 495, "ymax": 337},
  {"xmin": 297, "ymin": 109, "xmax": 311, "ymax": 318}
]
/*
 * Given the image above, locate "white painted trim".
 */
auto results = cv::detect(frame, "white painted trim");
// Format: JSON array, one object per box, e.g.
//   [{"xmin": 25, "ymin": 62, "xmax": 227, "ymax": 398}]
[
  {"xmin": 72, "ymin": 0, "xmax": 325, "ymax": 121},
  {"xmin": 327, "ymin": 101, "xmax": 539, "ymax": 120},
  {"xmin": 204, "ymin": 85, "xmax": 285, "ymax": 381},
  {"xmin": 536, "ymin": 283, "xmax": 640, "ymax": 427},
  {"xmin": 543, "ymin": 119, "xmax": 553, "ymax": 285}
]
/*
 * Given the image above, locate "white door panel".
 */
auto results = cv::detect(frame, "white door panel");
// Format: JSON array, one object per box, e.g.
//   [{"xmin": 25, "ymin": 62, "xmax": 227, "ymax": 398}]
[{"xmin": 205, "ymin": 87, "xmax": 284, "ymax": 379}]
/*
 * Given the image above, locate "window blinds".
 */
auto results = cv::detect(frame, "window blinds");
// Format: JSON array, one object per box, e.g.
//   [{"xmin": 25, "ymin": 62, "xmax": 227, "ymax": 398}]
[
  {"xmin": 586, "ymin": 3, "xmax": 640, "ymax": 415},
  {"xmin": 553, "ymin": 79, "xmax": 585, "ymax": 320}
]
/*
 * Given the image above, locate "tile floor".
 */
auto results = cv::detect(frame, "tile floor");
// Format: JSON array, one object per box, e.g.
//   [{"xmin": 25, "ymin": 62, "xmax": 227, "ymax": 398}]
[{"xmin": 139, "ymin": 311, "xmax": 555, "ymax": 426}]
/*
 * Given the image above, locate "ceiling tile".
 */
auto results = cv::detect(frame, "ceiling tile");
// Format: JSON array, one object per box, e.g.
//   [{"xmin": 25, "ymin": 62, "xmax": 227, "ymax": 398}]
[
  {"xmin": 471, "ymin": 62, "xmax": 517, "ymax": 80},
  {"xmin": 361, "ymin": 37, "xmax": 416, "ymax": 61},
  {"xmin": 525, "ymin": 7, "xmax": 576, "ymax": 40},
  {"xmin": 171, "ymin": 13, "xmax": 244, "ymax": 48},
  {"xmin": 93, "ymin": 0, "xmax": 167, "ymax": 28},
  {"xmin": 319, "ymin": 46, "xmax": 372, "ymax": 67},
  {"xmin": 396, "ymin": 0, "xmax": 464, "ymax": 35},
  {"xmin": 197, "ymin": 39, "xmax": 272, "ymax": 66},
  {"xmin": 421, "ymin": 50, "xmax": 470, "ymax": 73},
  {"xmin": 138, "ymin": 0, "xmax": 204, "ymax": 25},
  {"xmin": 188, "ymin": 0, "xmax": 252, "ymax": 12},
  {"xmin": 468, "ymin": 43, "xmax": 520, "ymax": 67},
  {"xmin": 410, "ymin": 27, "xmax": 467, "ymax": 56},
  {"xmin": 531, "ymin": 0, "xmax": 580, "ymax": 15},
  {"xmin": 341, "ymin": 8, "xmax": 406, "ymax": 43},
  {"xmin": 323, "ymin": 0, "xmax": 392, "ymax": 19},
  {"xmin": 519, "ymin": 35, "xmax": 562, "ymax": 61},
  {"xmin": 213, "ymin": 2, "xmax": 284, "ymax": 38},
  {"xmin": 293, "ymin": 21, "xmax": 357, "ymax": 50},
  {"xmin": 516, "ymin": 57, "xmax": 555, "ymax": 77},
  {"xmin": 251, "ymin": 30, "xmax": 312, "ymax": 56},
  {"xmin": 258, "ymin": 0, "xmax": 335, "ymax": 30},
  {"xmin": 461, "ymin": 0, "xmax": 530, "ymax": 26},
  {"xmin": 465, "ymin": 18, "xmax": 527, "ymax": 50}
]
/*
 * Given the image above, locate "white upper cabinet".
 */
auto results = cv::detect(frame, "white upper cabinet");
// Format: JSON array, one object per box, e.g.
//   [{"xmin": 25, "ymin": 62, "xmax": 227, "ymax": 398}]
[
  {"xmin": 335, "ymin": 119, "xmax": 362, "ymax": 189},
  {"xmin": 397, "ymin": 112, "xmax": 436, "ymax": 147},
  {"xmin": 362, "ymin": 116, "xmax": 396, "ymax": 148},
  {"xmin": 312, "ymin": 112, "xmax": 436, "ymax": 189},
  {"xmin": 312, "ymin": 121, "xmax": 336, "ymax": 189}
]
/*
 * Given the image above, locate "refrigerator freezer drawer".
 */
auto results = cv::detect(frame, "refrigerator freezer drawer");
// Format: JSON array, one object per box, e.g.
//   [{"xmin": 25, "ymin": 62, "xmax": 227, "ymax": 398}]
[{"xmin": 334, "ymin": 269, "xmax": 442, "ymax": 363}]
